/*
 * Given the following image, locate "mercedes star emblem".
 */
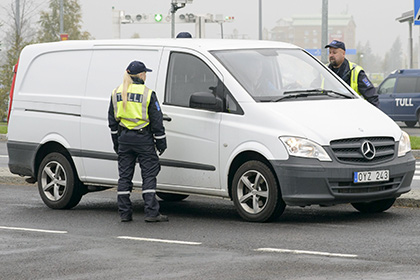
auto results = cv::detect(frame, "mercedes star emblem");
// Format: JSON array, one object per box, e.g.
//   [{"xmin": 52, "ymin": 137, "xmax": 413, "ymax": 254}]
[{"xmin": 361, "ymin": 140, "xmax": 376, "ymax": 160}]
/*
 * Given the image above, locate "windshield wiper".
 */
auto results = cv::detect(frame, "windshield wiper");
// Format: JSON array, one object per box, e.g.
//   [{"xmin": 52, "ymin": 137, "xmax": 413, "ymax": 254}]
[{"xmin": 273, "ymin": 89, "xmax": 353, "ymax": 102}]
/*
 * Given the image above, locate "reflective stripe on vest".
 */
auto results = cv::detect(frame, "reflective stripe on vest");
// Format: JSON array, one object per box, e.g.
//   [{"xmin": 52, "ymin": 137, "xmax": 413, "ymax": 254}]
[
  {"xmin": 112, "ymin": 84, "xmax": 152, "ymax": 130},
  {"xmin": 349, "ymin": 62, "xmax": 363, "ymax": 95}
]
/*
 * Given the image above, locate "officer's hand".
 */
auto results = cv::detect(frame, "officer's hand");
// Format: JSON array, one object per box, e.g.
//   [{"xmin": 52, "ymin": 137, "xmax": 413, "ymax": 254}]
[
  {"xmin": 111, "ymin": 134, "xmax": 119, "ymax": 154},
  {"xmin": 155, "ymin": 138, "xmax": 167, "ymax": 153},
  {"xmin": 158, "ymin": 149, "xmax": 165, "ymax": 156}
]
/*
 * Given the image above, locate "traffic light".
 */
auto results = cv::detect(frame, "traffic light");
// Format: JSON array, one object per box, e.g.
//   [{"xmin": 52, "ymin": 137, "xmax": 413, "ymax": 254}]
[
  {"xmin": 178, "ymin": 13, "xmax": 196, "ymax": 22},
  {"xmin": 225, "ymin": 16, "xmax": 235, "ymax": 22},
  {"xmin": 154, "ymin": 14, "xmax": 163, "ymax": 22}
]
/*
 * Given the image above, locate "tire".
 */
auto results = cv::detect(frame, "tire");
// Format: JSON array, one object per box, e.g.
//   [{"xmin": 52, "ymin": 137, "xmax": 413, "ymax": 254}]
[
  {"xmin": 37, "ymin": 152, "xmax": 83, "ymax": 209},
  {"xmin": 404, "ymin": 121, "xmax": 417, "ymax": 128},
  {"xmin": 351, "ymin": 198, "xmax": 396, "ymax": 213},
  {"xmin": 156, "ymin": 192, "xmax": 189, "ymax": 202},
  {"xmin": 232, "ymin": 160, "xmax": 285, "ymax": 222}
]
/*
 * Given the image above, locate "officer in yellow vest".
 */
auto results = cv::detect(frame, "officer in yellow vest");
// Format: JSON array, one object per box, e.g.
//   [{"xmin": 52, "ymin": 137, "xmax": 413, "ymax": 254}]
[
  {"xmin": 325, "ymin": 40, "xmax": 379, "ymax": 107},
  {"xmin": 108, "ymin": 61, "xmax": 168, "ymax": 223}
]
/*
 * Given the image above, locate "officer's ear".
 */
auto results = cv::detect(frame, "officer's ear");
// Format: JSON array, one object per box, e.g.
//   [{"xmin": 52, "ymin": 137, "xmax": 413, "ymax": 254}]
[{"xmin": 139, "ymin": 72, "xmax": 146, "ymax": 81}]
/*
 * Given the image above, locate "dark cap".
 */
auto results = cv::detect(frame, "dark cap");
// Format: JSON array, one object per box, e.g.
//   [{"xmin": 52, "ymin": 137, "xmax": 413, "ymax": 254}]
[
  {"xmin": 325, "ymin": 40, "xmax": 346, "ymax": 51},
  {"xmin": 126, "ymin": 61, "xmax": 152, "ymax": 75},
  {"xmin": 176, "ymin": 32, "xmax": 192, "ymax": 38}
]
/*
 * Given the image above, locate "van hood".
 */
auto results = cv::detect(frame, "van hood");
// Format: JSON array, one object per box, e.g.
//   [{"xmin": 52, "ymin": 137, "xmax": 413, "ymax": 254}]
[{"xmin": 259, "ymin": 99, "xmax": 402, "ymax": 145}]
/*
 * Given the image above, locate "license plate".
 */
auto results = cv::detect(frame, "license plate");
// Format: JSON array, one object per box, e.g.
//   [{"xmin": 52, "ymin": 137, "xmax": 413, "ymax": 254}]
[{"xmin": 353, "ymin": 170, "xmax": 389, "ymax": 183}]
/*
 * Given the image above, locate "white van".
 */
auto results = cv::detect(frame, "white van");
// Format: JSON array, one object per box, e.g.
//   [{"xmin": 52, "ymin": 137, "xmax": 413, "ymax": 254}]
[{"xmin": 7, "ymin": 39, "xmax": 415, "ymax": 222}]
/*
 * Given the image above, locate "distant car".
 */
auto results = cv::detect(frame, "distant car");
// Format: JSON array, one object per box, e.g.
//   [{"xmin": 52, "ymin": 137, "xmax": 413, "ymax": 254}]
[{"xmin": 378, "ymin": 69, "xmax": 420, "ymax": 127}]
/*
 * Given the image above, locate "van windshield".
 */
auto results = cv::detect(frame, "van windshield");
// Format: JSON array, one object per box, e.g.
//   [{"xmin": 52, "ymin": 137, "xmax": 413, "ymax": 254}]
[{"xmin": 211, "ymin": 48, "xmax": 354, "ymax": 102}]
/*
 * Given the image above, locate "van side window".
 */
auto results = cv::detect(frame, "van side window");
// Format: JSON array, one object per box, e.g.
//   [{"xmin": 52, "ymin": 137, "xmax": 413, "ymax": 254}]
[
  {"xmin": 378, "ymin": 78, "xmax": 396, "ymax": 94},
  {"xmin": 165, "ymin": 52, "xmax": 219, "ymax": 107},
  {"xmin": 395, "ymin": 77, "xmax": 420, "ymax": 94},
  {"xmin": 165, "ymin": 52, "xmax": 242, "ymax": 114}
]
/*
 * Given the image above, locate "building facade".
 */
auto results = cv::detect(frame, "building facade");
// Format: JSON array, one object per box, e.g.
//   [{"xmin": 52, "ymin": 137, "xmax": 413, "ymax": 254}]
[{"xmin": 270, "ymin": 15, "xmax": 356, "ymax": 52}]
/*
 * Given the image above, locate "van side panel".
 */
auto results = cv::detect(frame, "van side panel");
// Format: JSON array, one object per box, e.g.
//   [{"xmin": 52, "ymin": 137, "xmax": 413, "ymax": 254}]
[
  {"xmin": 80, "ymin": 47, "xmax": 162, "ymax": 185},
  {"xmin": 7, "ymin": 49, "xmax": 91, "ymax": 177}
]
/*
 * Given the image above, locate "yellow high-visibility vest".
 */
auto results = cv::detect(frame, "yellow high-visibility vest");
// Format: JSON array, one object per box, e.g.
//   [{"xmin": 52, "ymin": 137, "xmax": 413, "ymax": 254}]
[
  {"xmin": 348, "ymin": 62, "xmax": 363, "ymax": 95},
  {"xmin": 112, "ymin": 83, "xmax": 152, "ymax": 130}
]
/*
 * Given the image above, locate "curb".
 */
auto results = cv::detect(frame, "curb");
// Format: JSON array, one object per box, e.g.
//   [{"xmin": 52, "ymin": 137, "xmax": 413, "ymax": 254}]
[{"xmin": 412, "ymin": 149, "xmax": 420, "ymax": 159}]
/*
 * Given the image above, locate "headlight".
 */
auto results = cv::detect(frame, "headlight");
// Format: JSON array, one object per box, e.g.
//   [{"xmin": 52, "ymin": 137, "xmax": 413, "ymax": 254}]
[
  {"xmin": 280, "ymin": 136, "xmax": 332, "ymax": 161},
  {"xmin": 398, "ymin": 130, "xmax": 411, "ymax": 157}
]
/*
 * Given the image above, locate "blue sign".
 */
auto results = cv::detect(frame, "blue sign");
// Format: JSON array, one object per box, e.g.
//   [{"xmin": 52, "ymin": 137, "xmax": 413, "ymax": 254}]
[
  {"xmin": 415, "ymin": 0, "xmax": 420, "ymax": 25},
  {"xmin": 306, "ymin": 49, "xmax": 357, "ymax": 56}
]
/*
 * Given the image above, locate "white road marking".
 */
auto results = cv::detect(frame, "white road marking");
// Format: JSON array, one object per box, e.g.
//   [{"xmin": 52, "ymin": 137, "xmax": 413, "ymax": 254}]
[
  {"xmin": 0, "ymin": 155, "xmax": 8, "ymax": 158},
  {"xmin": 255, "ymin": 248, "xmax": 358, "ymax": 258},
  {"xmin": 0, "ymin": 226, "xmax": 68, "ymax": 234},
  {"xmin": 414, "ymin": 175, "xmax": 420, "ymax": 180},
  {"xmin": 117, "ymin": 236, "xmax": 201, "ymax": 245}
]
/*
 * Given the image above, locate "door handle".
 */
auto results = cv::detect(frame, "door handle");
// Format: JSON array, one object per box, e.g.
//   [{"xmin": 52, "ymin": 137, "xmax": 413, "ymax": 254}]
[{"xmin": 163, "ymin": 114, "xmax": 172, "ymax": 122}]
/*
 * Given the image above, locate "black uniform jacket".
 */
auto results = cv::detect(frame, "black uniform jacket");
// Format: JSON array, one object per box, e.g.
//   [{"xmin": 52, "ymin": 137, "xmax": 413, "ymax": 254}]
[{"xmin": 328, "ymin": 58, "xmax": 379, "ymax": 107}]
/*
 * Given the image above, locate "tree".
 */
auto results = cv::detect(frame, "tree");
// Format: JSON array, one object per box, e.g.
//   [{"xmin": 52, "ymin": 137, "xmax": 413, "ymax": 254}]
[
  {"xmin": 356, "ymin": 41, "xmax": 383, "ymax": 74},
  {"xmin": 0, "ymin": 0, "xmax": 36, "ymax": 121},
  {"xmin": 37, "ymin": 0, "xmax": 92, "ymax": 42},
  {"xmin": 383, "ymin": 37, "xmax": 403, "ymax": 76}
]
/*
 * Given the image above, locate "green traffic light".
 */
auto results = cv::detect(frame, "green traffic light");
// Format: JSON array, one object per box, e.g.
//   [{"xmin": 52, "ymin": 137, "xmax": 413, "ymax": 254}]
[{"xmin": 155, "ymin": 14, "xmax": 163, "ymax": 22}]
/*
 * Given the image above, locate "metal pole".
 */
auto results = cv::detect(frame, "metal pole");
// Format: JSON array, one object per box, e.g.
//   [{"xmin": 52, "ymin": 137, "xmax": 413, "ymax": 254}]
[
  {"xmin": 408, "ymin": 22, "xmax": 413, "ymax": 68},
  {"xmin": 321, "ymin": 0, "xmax": 328, "ymax": 63},
  {"xmin": 16, "ymin": 0, "xmax": 20, "ymax": 37},
  {"xmin": 171, "ymin": 1, "xmax": 175, "ymax": 38},
  {"xmin": 60, "ymin": 0, "xmax": 64, "ymax": 34},
  {"xmin": 258, "ymin": 0, "xmax": 262, "ymax": 40}
]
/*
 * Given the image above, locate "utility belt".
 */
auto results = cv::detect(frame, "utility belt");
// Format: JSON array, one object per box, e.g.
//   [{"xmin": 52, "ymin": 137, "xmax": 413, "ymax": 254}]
[{"xmin": 118, "ymin": 125, "xmax": 150, "ymax": 135}]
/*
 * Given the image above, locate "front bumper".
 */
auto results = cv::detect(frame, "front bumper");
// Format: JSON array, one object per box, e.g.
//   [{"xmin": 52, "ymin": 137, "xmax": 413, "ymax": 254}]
[{"xmin": 270, "ymin": 152, "xmax": 415, "ymax": 206}]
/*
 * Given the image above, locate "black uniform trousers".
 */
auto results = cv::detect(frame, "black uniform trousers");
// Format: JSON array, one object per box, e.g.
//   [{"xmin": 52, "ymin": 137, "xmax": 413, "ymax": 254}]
[{"xmin": 117, "ymin": 130, "xmax": 161, "ymax": 219}]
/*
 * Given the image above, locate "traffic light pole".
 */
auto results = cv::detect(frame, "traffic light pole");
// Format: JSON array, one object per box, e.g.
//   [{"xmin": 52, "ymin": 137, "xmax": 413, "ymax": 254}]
[
  {"xmin": 171, "ymin": 0, "xmax": 190, "ymax": 38},
  {"xmin": 321, "ymin": 0, "xmax": 328, "ymax": 63}
]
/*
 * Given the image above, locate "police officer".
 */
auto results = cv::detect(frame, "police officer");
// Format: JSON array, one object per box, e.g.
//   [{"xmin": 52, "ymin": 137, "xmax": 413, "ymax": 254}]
[
  {"xmin": 108, "ymin": 60, "xmax": 168, "ymax": 223},
  {"xmin": 325, "ymin": 40, "xmax": 379, "ymax": 107}
]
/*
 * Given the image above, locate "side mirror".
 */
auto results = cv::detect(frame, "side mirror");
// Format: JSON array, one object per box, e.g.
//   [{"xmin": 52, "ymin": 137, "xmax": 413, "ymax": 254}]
[{"xmin": 189, "ymin": 92, "xmax": 223, "ymax": 112}]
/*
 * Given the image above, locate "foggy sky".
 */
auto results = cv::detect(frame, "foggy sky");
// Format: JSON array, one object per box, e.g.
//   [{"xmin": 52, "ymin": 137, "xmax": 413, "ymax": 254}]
[{"xmin": 0, "ymin": 0, "xmax": 416, "ymax": 58}]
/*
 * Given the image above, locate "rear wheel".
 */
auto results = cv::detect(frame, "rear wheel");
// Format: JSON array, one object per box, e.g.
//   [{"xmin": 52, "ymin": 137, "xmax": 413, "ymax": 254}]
[
  {"xmin": 232, "ymin": 160, "xmax": 285, "ymax": 222},
  {"xmin": 404, "ymin": 121, "xmax": 417, "ymax": 128},
  {"xmin": 37, "ymin": 152, "xmax": 84, "ymax": 209},
  {"xmin": 156, "ymin": 192, "xmax": 189, "ymax": 201},
  {"xmin": 351, "ymin": 198, "xmax": 396, "ymax": 213}
]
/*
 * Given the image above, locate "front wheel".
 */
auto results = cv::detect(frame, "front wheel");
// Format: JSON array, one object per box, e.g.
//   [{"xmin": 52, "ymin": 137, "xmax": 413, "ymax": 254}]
[
  {"xmin": 232, "ymin": 161, "xmax": 285, "ymax": 222},
  {"xmin": 37, "ymin": 152, "xmax": 84, "ymax": 209},
  {"xmin": 351, "ymin": 198, "xmax": 396, "ymax": 213}
]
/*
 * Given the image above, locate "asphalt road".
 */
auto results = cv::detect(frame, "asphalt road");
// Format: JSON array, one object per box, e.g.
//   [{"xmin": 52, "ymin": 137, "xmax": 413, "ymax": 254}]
[{"xmin": 1, "ymin": 183, "xmax": 420, "ymax": 280}]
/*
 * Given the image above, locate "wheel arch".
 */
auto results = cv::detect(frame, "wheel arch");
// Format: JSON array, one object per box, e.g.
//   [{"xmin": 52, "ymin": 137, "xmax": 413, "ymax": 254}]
[
  {"xmin": 34, "ymin": 141, "xmax": 76, "ymax": 182},
  {"xmin": 227, "ymin": 151, "xmax": 278, "ymax": 200}
]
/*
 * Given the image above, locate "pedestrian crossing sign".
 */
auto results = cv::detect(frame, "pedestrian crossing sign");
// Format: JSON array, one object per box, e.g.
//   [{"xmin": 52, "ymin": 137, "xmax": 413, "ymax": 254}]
[{"xmin": 415, "ymin": 0, "xmax": 420, "ymax": 25}]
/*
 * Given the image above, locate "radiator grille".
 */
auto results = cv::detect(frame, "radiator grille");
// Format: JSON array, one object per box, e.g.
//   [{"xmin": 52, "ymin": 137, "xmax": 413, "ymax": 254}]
[{"xmin": 330, "ymin": 137, "xmax": 395, "ymax": 164}]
